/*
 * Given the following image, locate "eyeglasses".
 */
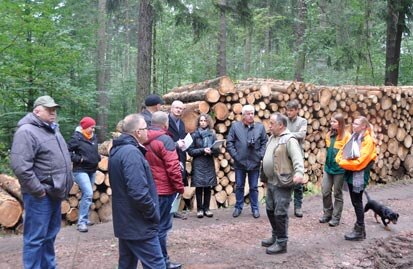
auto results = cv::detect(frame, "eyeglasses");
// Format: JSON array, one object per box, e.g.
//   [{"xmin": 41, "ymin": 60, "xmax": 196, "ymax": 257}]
[{"xmin": 138, "ymin": 127, "xmax": 148, "ymax": 131}]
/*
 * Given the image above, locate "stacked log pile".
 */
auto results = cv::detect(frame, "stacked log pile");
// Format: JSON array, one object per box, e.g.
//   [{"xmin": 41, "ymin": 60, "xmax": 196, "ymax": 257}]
[
  {"xmin": 163, "ymin": 76, "xmax": 413, "ymax": 208},
  {"xmin": 2, "ymin": 76, "xmax": 413, "ymax": 231},
  {"xmin": 60, "ymin": 153, "xmax": 113, "ymax": 227}
]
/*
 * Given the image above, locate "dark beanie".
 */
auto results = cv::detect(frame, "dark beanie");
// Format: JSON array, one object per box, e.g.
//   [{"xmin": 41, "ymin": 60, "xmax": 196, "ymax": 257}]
[
  {"xmin": 80, "ymin": 117, "xmax": 96, "ymax": 129},
  {"xmin": 144, "ymin": 94, "xmax": 164, "ymax": 106}
]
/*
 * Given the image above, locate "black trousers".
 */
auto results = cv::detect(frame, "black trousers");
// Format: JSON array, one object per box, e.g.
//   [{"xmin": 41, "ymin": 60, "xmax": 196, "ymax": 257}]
[
  {"xmin": 348, "ymin": 183, "xmax": 364, "ymax": 226},
  {"xmin": 195, "ymin": 187, "xmax": 211, "ymax": 211}
]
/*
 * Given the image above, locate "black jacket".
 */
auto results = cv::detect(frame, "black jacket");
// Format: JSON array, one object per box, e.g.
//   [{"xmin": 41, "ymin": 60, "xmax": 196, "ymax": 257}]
[
  {"xmin": 168, "ymin": 114, "xmax": 188, "ymax": 185},
  {"xmin": 168, "ymin": 114, "xmax": 186, "ymax": 162},
  {"xmin": 109, "ymin": 134, "xmax": 160, "ymax": 240},
  {"xmin": 226, "ymin": 121, "xmax": 268, "ymax": 170},
  {"xmin": 67, "ymin": 127, "xmax": 101, "ymax": 173},
  {"xmin": 187, "ymin": 128, "xmax": 219, "ymax": 187}
]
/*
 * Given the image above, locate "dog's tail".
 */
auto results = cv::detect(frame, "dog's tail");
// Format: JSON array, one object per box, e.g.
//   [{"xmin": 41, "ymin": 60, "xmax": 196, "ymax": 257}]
[{"xmin": 364, "ymin": 190, "xmax": 371, "ymax": 201}]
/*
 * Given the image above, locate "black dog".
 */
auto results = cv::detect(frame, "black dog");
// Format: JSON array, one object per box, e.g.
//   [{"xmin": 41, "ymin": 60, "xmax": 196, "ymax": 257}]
[{"xmin": 364, "ymin": 191, "xmax": 399, "ymax": 231}]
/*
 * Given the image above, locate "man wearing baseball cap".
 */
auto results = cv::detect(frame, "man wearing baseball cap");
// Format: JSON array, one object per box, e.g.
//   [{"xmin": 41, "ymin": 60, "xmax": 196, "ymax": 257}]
[
  {"xmin": 142, "ymin": 94, "xmax": 164, "ymax": 126},
  {"xmin": 10, "ymin": 95, "xmax": 73, "ymax": 268}
]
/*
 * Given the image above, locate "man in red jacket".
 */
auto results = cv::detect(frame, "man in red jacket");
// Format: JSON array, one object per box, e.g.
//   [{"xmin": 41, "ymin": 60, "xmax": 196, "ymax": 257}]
[{"xmin": 144, "ymin": 111, "xmax": 184, "ymax": 269}]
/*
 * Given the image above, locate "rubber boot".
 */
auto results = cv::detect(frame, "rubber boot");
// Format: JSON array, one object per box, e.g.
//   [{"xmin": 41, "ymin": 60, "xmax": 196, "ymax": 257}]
[
  {"xmin": 266, "ymin": 214, "xmax": 288, "ymax": 254},
  {"xmin": 344, "ymin": 223, "xmax": 366, "ymax": 241},
  {"xmin": 266, "ymin": 241, "xmax": 287, "ymax": 255},
  {"xmin": 261, "ymin": 210, "xmax": 277, "ymax": 247}
]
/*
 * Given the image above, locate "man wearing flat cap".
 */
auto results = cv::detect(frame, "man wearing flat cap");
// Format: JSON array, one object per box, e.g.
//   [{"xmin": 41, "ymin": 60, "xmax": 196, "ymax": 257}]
[
  {"xmin": 142, "ymin": 94, "xmax": 164, "ymax": 126},
  {"xmin": 10, "ymin": 95, "xmax": 73, "ymax": 268}
]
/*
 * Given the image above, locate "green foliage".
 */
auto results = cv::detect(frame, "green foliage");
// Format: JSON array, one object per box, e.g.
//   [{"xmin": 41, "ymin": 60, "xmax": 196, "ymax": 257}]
[
  {"xmin": 304, "ymin": 181, "xmax": 321, "ymax": 196},
  {"xmin": 1, "ymin": 0, "xmax": 413, "ymax": 171}
]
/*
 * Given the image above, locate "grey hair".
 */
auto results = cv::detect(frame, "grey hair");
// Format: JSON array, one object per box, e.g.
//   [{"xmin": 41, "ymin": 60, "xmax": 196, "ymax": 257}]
[
  {"xmin": 151, "ymin": 111, "xmax": 169, "ymax": 127},
  {"xmin": 171, "ymin": 100, "xmax": 184, "ymax": 108},
  {"xmin": 286, "ymin": 99, "xmax": 300, "ymax": 109},
  {"xmin": 241, "ymin": 105, "xmax": 255, "ymax": 115},
  {"xmin": 122, "ymin": 114, "xmax": 144, "ymax": 134},
  {"xmin": 272, "ymin": 113, "xmax": 288, "ymax": 127}
]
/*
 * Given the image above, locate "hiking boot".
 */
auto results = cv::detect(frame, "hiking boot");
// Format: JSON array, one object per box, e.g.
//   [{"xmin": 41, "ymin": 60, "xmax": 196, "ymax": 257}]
[
  {"xmin": 232, "ymin": 208, "xmax": 242, "ymax": 218},
  {"xmin": 344, "ymin": 223, "xmax": 365, "ymax": 241},
  {"xmin": 328, "ymin": 219, "xmax": 340, "ymax": 227},
  {"xmin": 252, "ymin": 210, "xmax": 260, "ymax": 219},
  {"xmin": 266, "ymin": 241, "xmax": 287, "ymax": 255},
  {"xmin": 319, "ymin": 215, "xmax": 332, "ymax": 223},
  {"xmin": 294, "ymin": 207, "xmax": 303, "ymax": 218},
  {"xmin": 261, "ymin": 237, "xmax": 276, "ymax": 247}
]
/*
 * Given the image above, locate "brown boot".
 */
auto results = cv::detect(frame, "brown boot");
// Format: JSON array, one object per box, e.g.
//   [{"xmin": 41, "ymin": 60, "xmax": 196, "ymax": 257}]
[{"xmin": 344, "ymin": 223, "xmax": 365, "ymax": 241}]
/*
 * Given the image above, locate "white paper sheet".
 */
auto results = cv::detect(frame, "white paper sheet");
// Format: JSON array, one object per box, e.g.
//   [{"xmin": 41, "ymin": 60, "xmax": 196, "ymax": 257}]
[{"xmin": 182, "ymin": 133, "xmax": 193, "ymax": 151}]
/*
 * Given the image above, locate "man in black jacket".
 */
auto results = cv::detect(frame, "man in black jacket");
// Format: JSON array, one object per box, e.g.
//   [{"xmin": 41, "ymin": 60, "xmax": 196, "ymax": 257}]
[
  {"xmin": 168, "ymin": 100, "xmax": 190, "ymax": 218},
  {"xmin": 109, "ymin": 114, "xmax": 165, "ymax": 269},
  {"xmin": 227, "ymin": 105, "xmax": 268, "ymax": 219}
]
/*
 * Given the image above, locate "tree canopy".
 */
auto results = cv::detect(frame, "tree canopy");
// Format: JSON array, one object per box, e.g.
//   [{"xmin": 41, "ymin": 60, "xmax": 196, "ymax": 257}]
[{"xmin": 0, "ymin": 0, "xmax": 412, "ymax": 172}]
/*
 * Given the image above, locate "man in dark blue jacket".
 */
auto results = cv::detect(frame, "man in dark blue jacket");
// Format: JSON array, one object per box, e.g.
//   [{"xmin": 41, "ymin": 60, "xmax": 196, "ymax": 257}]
[
  {"xmin": 108, "ymin": 113, "xmax": 165, "ymax": 269},
  {"xmin": 227, "ymin": 105, "xmax": 268, "ymax": 219}
]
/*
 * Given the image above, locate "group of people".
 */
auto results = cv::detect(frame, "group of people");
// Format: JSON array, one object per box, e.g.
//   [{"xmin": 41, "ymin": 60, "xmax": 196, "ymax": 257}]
[{"xmin": 9, "ymin": 94, "xmax": 377, "ymax": 268}]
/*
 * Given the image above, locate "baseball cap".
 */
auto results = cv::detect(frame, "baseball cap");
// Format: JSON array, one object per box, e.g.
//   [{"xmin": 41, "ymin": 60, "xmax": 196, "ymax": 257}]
[{"xmin": 33, "ymin": 96, "xmax": 60, "ymax": 108}]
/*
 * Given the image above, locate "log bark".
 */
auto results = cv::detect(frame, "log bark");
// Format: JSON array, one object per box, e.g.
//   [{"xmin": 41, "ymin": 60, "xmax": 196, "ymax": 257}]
[
  {"xmin": 0, "ymin": 187, "xmax": 23, "ymax": 227},
  {"xmin": 0, "ymin": 174, "xmax": 22, "ymax": 202}
]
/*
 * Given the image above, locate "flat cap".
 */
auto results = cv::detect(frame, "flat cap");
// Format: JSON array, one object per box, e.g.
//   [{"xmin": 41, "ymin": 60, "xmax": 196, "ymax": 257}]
[
  {"xmin": 144, "ymin": 94, "xmax": 164, "ymax": 106},
  {"xmin": 33, "ymin": 95, "xmax": 60, "ymax": 108}
]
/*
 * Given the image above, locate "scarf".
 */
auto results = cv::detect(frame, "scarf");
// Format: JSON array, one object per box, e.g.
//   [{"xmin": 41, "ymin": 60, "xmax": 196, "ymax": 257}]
[
  {"xmin": 82, "ymin": 130, "xmax": 93, "ymax": 141},
  {"xmin": 351, "ymin": 131, "xmax": 365, "ymax": 193},
  {"xmin": 197, "ymin": 128, "xmax": 214, "ymax": 148}
]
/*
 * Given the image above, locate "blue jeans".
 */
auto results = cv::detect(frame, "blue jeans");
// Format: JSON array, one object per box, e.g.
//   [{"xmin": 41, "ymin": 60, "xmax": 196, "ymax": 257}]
[
  {"xmin": 23, "ymin": 193, "xmax": 61, "ymax": 269},
  {"xmin": 118, "ymin": 237, "xmax": 165, "ymax": 269},
  {"xmin": 234, "ymin": 169, "xmax": 260, "ymax": 211},
  {"xmin": 158, "ymin": 194, "xmax": 175, "ymax": 263},
  {"xmin": 74, "ymin": 172, "xmax": 96, "ymax": 225}
]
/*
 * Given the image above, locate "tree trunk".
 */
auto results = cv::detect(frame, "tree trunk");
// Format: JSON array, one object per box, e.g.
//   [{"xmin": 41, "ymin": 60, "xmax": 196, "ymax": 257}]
[
  {"xmin": 293, "ymin": 0, "xmax": 307, "ymax": 82},
  {"xmin": 136, "ymin": 0, "xmax": 154, "ymax": 111},
  {"xmin": 384, "ymin": 0, "xmax": 404, "ymax": 86},
  {"xmin": 96, "ymin": 0, "xmax": 108, "ymax": 142},
  {"xmin": 216, "ymin": 1, "xmax": 227, "ymax": 77}
]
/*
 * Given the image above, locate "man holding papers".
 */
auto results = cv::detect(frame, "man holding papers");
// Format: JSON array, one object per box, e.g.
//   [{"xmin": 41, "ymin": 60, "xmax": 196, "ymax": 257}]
[
  {"xmin": 144, "ymin": 111, "xmax": 184, "ymax": 269},
  {"xmin": 168, "ymin": 100, "xmax": 191, "ymax": 218}
]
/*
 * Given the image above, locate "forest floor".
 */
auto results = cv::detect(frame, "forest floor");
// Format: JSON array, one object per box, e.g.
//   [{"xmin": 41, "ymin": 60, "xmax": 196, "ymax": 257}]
[{"xmin": 0, "ymin": 180, "xmax": 413, "ymax": 269}]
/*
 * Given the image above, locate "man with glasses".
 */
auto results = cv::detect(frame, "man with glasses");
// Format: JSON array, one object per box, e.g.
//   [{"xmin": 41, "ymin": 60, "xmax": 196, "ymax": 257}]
[
  {"xmin": 10, "ymin": 95, "xmax": 74, "ymax": 268},
  {"xmin": 109, "ymin": 114, "xmax": 165, "ymax": 269}
]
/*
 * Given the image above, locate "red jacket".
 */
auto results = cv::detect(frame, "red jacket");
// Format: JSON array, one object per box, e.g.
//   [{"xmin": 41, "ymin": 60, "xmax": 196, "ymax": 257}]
[{"xmin": 144, "ymin": 127, "xmax": 184, "ymax": 195}]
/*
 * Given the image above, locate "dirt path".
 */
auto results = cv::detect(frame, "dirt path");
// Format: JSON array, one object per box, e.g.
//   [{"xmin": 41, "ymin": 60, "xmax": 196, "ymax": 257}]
[{"xmin": 1, "ymin": 180, "xmax": 412, "ymax": 269}]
